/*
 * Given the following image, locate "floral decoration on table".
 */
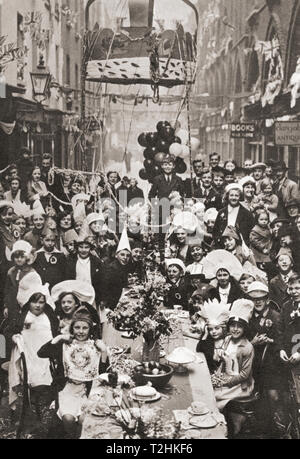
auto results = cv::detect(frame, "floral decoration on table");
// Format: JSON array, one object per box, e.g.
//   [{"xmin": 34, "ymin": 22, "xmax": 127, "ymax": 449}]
[
  {"xmin": 115, "ymin": 405, "xmax": 181, "ymax": 440},
  {"xmin": 108, "ymin": 270, "xmax": 172, "ymax": 342}
]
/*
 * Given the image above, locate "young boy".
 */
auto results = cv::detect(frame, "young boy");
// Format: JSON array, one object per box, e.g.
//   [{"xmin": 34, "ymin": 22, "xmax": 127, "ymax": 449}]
[
  {"xmin": 148, "ymin": 154, "xmax": 185, "ymax": 200},
  {"xmin": 34, "ymin": 228, "xmax": 66, "ymax": 290}
]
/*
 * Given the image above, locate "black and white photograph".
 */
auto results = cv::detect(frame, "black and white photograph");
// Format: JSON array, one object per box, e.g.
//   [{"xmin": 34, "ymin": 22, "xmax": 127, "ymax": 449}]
[{"xmin": 0, "ymin": 0, "xmax": 299, "ymax": 442}]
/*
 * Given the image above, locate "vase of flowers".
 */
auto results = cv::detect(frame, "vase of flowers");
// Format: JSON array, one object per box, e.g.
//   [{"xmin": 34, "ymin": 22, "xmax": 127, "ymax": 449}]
[
  {"xmin": 108, "ymin": 271, "xmax": 172, "ymax": 358},
  {"xmin": 142, "ymin": 330, "xmax": 160, "ymax": 363}
]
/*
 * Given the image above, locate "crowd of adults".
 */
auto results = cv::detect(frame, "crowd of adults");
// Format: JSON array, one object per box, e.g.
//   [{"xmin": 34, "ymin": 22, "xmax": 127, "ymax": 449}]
[{"xmin": 0, "ymin": 146, "xmax": 299, "ymax": 439}]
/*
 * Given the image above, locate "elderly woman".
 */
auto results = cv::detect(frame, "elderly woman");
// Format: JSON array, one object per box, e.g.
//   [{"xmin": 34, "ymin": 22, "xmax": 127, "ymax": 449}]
[
  {"xmin": 213, "ymin": 183, "xmax": 255, "ymax": 247},
  {"xmin": 165, "ymin": 258, "xmax": 189, "ymax": 311},
  {"xmin": 239, "ymin": 176, "xmax": 262, "ymax": 213}
]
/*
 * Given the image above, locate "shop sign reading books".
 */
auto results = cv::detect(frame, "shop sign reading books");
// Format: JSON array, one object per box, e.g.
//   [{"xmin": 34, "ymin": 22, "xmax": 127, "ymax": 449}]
[
  {"xmin": 231, "ymin": 123, "xmax": 256, "ymax": 138},
  {"xmin": 275, "ymin": 121, "xmax": 300, "ymax": 146}
]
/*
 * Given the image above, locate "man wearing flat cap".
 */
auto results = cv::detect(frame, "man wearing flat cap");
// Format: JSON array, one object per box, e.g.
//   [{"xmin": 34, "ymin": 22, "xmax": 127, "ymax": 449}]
[{"xmin": 272, "ymin": 161, "xmax": 300, "ymax": 217}]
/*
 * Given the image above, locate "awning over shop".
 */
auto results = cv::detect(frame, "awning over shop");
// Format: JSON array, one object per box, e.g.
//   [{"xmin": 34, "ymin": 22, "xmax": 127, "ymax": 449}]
[{"xmin": 244, "ymin": 91, "xmax": 300, "ymax": 120}]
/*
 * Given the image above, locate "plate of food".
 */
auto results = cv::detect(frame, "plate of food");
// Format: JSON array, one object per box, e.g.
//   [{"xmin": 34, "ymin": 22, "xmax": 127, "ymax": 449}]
[
  {"xmin": 189, "ymin": 414, "xmax": 217, "ymax": 429},
  {"xmin": 92, "ymin": 404, "xmax": 112, "ymax": 417},
  {"xmin": 129, "ymin": 384, "xmax": 161, "ymax": 403},
  {"xmin": 187, "ymin": 402, "xmax": 210, "ymax": 416}
]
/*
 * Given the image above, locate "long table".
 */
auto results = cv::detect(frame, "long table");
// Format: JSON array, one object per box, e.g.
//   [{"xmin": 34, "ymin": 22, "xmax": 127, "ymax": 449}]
[{"xmin": 81, "ymin": 320, "xmax": 227, "ymax": 439}]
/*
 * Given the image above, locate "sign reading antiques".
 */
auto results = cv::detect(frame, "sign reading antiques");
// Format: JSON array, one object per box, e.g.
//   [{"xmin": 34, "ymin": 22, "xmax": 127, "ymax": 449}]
[
  {"xmin": 231, "ymin": 123, "xmax": 256, "ymax": 139},
  {"xmin": 275, "ymin": 121, "xmax": 300, "ymax": 146}
]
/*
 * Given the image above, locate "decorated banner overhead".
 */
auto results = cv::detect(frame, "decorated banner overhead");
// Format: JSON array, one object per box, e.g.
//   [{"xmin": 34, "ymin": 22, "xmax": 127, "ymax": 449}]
[{"xmin": 85, "ymin": 0, "xmax": 198, "ymax": 88}]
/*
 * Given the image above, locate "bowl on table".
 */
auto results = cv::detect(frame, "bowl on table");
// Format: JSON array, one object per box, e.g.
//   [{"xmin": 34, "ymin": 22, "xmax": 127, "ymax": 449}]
[
  {"xmin": 134, "ymin": 362, "xmax": 174, "ymax": 389},
  {"xmin": 166, "ymin": 347, "xmax": 196, "ymax": 373}
]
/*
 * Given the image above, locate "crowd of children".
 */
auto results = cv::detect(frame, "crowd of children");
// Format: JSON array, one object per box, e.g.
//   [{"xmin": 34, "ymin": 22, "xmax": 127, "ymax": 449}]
[{"xmin": 0, "ymin": 148, "xmax": 299, "ymax": 438}]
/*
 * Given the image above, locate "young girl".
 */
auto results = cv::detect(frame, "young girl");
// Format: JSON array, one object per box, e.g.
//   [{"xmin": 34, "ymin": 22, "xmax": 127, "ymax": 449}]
[
  {"xmin": 257, "ymin": 178, "xmax": 278, "ymax": 222},
  {"xmin": 222, "ymin": 226, "xmax": 256, "ymax": 266},
  {"xmin": 38, "ymin": 307, "xmax": 108, "ymax": 439},
  {"xmin": 51, "ymin": 280, "xmax": 100, "ymax": 337},
  {"xmin": 4, "ymin": 241, "xmax": 41, "ymax": 351},
  {"xmin": 214, "ymin": 299, "xmax": 255, "ymax": 415},
  {"xmin": 9, "ymin": 284, "xmax": 58, "ymax": 422},
  {"xmin": 196, "ymin": 299, "xmax": 230, "ymax": 374},
  {"xmin": 250, "ymin": 211, "xmax": 272, "ymax": 265},
  {"xmin": 186, "ymin": 239, "xmax": 204, "ymax": 275}
]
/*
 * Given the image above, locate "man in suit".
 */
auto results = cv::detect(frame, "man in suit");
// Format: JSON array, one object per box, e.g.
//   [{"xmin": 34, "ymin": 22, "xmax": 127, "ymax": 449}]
[
  {"xmin": 273, "ymin": 161, "xmax": 300, "ymax": 217},
  {"xmin": 269, "ymin": 248, "xmax": 295, "ymax": 307},
  {"xmin": 184, "ymin": 156, "xmax": 204, "ymax": 198},
  {"xmin": 186, "ymin": 167, "xmax": 222, "ymax": 210},
  {"xmin": 213, "ymin": 183, "xmax": 255, "ymax": 247},
  {"xmin": 149, "ymin": 155, "xmax": 185, "ymax": 200}
]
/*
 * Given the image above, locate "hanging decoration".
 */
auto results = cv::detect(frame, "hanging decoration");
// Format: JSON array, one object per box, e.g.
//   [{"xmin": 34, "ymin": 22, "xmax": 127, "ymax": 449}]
[
  {"xmin": 23, "ymin": 11, "xmax": 50, "ymax": 51},
  {"xmin": 85, "ymin": 1, "xmax": 197, "ymax": 91},
  {"xmin": 289, "ymin": 57, "xmax": 300, "ymax": 108},
  {"xmin": 259, "ymin": 38, "xmax": 284, "ymax": 107},
  {"xmin": 61, "ymin": 5, "xmax": 79, "ymax": 29}
]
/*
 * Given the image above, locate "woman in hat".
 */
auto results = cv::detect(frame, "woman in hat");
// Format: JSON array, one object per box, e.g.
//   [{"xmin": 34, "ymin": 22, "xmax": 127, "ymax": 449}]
[
  {"xmin": 213, "ymin": 183, "xmax": 255, "ymax": 247},
  {"xmin": 85, "ymin": 212, "xmax": 118, "ymax": 263},
  {"xmin": 38, "ymin": 307, "xmax": 108, "ymax": 439},
  {"xmin": 214, "ymin": 299, "xmax": 255, "ymax": 415},
  {"xmin": 196, "ymin": 299, "xmax": 231, "ymax": 374},
  {"xmin": 165, "ymin": 258, "xmax": 189, "ymax": 311},
  {"xmin": 222, "ymin": 225, "xmax": 256, "ymax": 266}
]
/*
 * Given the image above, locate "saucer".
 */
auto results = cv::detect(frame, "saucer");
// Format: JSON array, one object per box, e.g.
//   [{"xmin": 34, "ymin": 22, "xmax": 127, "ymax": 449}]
[{"xmin": 128, "ymin": 389, "xmax": 161, "ymax": 403}]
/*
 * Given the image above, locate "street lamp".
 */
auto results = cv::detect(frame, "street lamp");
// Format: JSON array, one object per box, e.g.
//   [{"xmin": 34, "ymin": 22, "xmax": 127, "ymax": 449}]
[{"xmin": 30, "ymin": 55, "xmax": 51, "ymax": 104}]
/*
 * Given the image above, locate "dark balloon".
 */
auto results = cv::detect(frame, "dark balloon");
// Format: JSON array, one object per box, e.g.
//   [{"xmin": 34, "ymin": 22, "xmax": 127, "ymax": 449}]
[
  {"xmin": 139, "ymin": 168, "xmax": 148, "ymax": 180},
  {"xmin": 153, "ymin": 165, "xmax": 161, "ymax": 176},
  {"xmin": 156, "ymin": 138, "xmax": 170, "ymax": 153},
  {"xmin": 174, "ymin": 136, "xmax": 182, "ymax": 144},
  {"xmin": 156, "ymin": 121, "xmax": 171, "ymax": 133},
  {"xmin": 144, "ymin": 159, "xmax": 154, "ymax": 171},
  {"xmin": 143, "ymin": 146, "xmax": 157, "ymax": 160},
  {"xmin": 160, "ymin": 125, "xmax": 175, "ymax": 141},
  {"xmin": 176, "ymin": 159, "xmax": 187, "ymax": 174},
  {"xmin": 138, "ymin": 132, "xmax": 148, "ymax": 147},
  {"xmin": 146, "ymin": 132, "xmax": 158, "ymax": 146}
]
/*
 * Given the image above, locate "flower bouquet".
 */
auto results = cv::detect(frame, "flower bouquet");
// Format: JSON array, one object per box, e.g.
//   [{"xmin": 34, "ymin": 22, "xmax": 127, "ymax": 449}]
[{"xmin": 108, "ymin": 271, "xmax": 172, "ymax": 361}]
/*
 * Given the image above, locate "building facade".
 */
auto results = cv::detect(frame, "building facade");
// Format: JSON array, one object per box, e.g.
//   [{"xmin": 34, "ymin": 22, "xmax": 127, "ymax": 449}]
[
  {"xmin": 196, "ymin": 0, "xmax": 300, "ymax": 184},
  {"xmin": 0, "ymin": 0, "xmax": 101, "ymax": 171}
]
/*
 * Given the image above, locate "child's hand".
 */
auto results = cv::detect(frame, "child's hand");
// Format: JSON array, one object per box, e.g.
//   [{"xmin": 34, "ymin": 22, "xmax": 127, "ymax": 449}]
[
  {"xmin": 52, "ymin": 334, "xmax": 73, "ymax": 344},
  {"xmin": 263, "ymin": 249, "xmax": 269, "ymax": 254},
  {"xmin": 12, "ymin": 334, "xmax": 22, "ymax": 344},
  {"xmin": 95, "ymin": 340, "xmax": 107, "ymax": 353}
]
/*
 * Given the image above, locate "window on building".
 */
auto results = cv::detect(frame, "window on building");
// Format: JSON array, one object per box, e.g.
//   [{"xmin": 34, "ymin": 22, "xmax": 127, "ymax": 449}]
[
  {"xmin": 66, "ymin": 54, "xmax": 71, "ymax": 85},
  {"xmin": 74, "ymin": 64, "xmax": 79, "ymax": 100}
]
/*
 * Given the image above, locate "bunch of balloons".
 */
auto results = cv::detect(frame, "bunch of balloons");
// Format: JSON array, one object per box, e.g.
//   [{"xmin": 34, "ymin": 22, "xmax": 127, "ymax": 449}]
[{"xmin": 138, "ymin": 121, "xmax": 201, "ymax": 182}]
